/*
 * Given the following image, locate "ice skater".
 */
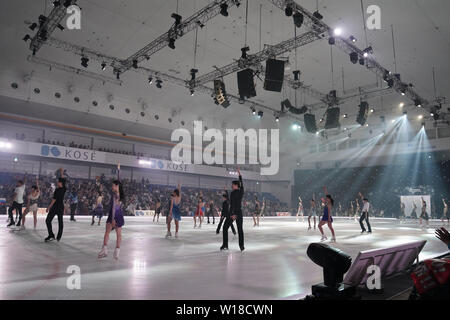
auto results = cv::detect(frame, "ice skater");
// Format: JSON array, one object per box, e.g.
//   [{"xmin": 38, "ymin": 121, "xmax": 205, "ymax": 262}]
[
  {"xmin": 296, "ymin": 196, "xmax": 304, "ymax": 222},
  {"xmin": 153, "ymin": 197, "xmax": 161, "ymax": 223},
  {"xmin": 221, "ymin": 167, "xmax": 244, "ymax": 251},
  {"xmin": 442, "ymin": 199, "xmax": 449, "ymax": 225},
  {"xmin": 419, "ymin": 197, "xmax": 429, "ymax": 228},
  {"xmin": 400, "ymin": 201, "xmax": 406, "ymax": 223},
  {"xmin": 411, "ymin": 201, "xmax": 418, "ymax": 219},
  {"xmin": 206, "ymin": 200, "xmax": 215, "ymax": 224},
  {"xmin": 23, "ymin": 176, "xmax": 40, "ymax": 229},
  {"xmin": 194, "ymin": 196, "xmax": 204, "ymax": 228},
  {"xmin": 166, "ymin": 183, "xmax": 181, "ymax": 238},
  {"xmin": 45, "ymin": 168, "xmax": 66, "ymax": 242},
  {"xmin": 307, "ymin": 198, "xmax": 317, "ymax": 230},
  {"xmin": 7, "ymin": 175, "xmax": 26, "ymax": 227},
  {"xmin": 216, "ymin": 190, "xmax": 236, "ymax": 235},
  {"xmin": 68, "ymin": 188, "xmax": 78, "ymax": 222},
  {"xmin": 358, "ymin": 192, "xmax": 372, "ymax": 234},
  {"xmin": 318, "ymin": 186, "xmax": 336, "ymax": 243},
  {"xmin": 260, "ymin": 197, "xmax": 266, "ymax": 220},
  {"xmin": 98, "ymin": 164, "xmax": 125, "ymax": 259},
  {"xmin": 91, "ymin": 191, "xmax": 104, "ymax": 226},
  {"xmin": 252, "ymin": 196, "xmax": 261, "ymax": 227}
]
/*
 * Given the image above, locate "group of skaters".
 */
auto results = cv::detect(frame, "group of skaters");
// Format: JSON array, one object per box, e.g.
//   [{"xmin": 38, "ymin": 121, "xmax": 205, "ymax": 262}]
[
  {"xmin": 5, "ymin": 165, "xmax": 247, "ymax": 258},
  {"xmin": 6, "ymin": 166, "xmax": 450, "ymax": 260},
  {"xmin": 399, "ymin": 198, "xmax": 450, "ymax": 227}
]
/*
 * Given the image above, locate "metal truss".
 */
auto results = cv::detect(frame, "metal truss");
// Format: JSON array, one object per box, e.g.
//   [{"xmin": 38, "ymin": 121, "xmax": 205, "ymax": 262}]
[
  {"xmin": 267, "ymin": 0, "xmax": 429, "ymax": 108},
  {"xmin": 38, "ymin": 38, "xmax": 304, "ymax": 121},
  {"xmin": 29, "ymin": 0, "xmax": 78, "ymax": 55},
  {"xmin": 190, "ymin": 30, "xmax": 319, "ymax": 88},
  {"xmin": 120, "ymin": 0, "xmax": 241, "ymax": 72},
  {"xmin": 27, "ymin": 55, "xmax": 123, "ymax": 85},
  {"xmin": 135, "ymin": 67, "xmax": 304, "ymax": 121},
  {"xmin": 46, "ymin": 37, "xmax": 125, "ymax": 71}
]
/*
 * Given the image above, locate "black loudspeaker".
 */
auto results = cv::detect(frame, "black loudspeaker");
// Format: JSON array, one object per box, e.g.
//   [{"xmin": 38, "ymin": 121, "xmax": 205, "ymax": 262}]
[
  {"xmin": 356, "ymin": 101, "xmax": 369, "ymax": 126},
  {"xmin": 237, "ymin": 68, "xmax": 256, "ymax": 99},
  {"xmin": 304, "ymin": 114, "xmax": 317, "ymax": 133},
  {"xmin": 325, "ymin": 107, "xmax": 340, "ymax": 129},
  {"xmin": 264, "ymin": 59, "xmax": 285, "ymax": 92}
]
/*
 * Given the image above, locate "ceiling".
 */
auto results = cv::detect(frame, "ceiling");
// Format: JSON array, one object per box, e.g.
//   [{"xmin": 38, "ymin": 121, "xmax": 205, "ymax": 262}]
[{"xmin": 0, "ymin": 0, "xmax": 449, "ymax": 156}]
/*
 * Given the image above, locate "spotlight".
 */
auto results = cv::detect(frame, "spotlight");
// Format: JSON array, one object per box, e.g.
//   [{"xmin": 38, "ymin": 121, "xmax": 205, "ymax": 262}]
[
  {"xmin": 333, "ymin": 28, "xmax": 342, "ymax": 36},
  {"xmin": 132, "ymin": 59, "xmax": 138, "ymax": 69},
  {"xmin": 81, "ymin": 56, "xmax": 89, "ymax": 68},
  {"xmin": 220, "ymin": 3, "xmax": 229, "ymax": 17},
  {"xmin": 399, "ymin": 102, "xmax": 404, "ymax": 108},
  {"xmin": 251, "ymin": 107, "xmax": 256, "ymax": 115},
  {"xmin": 148, "ymin": 76, "xmax": 153, "ymax": 84},
  {"xmin": 343, "ymin": 114, "xmax": 347, "ymax": 118},
  {"xmin": 387, "ymin": 79, "xmax": 394, "ymax": 88},
  {"xmin": 365, "ymin": 124, "xmax": 369, "ymax": 127},
  {"xmin": 168, "ymin": 38, "xmax": 176, "ymax": 49},
  {"xmin": 275, "ymin": 116, "xmax": 280, "ymax": 122},
  {"xmin": 313, "ymin": 11, "xmax": 323, "ymax": 20},
  {"xmin": 13, "ymin": 157, "xmax": 19, "ymax": 163},
  {"xmin": 370, "ymin": 109, "xmax": 374, "ymax": 113},
  {"xmin": 171, "ymin": 13, "xmax": 182, "ymax": 27},
  {"xmin": 190, "ymin": 89, "xmax": 195, "ymax": 96},
  {"xmin": 29, "ymin": 23, "xmax": 38, "ymax": 31},
  {"xmin": 196, "ymin": 20, "xmax": 205, "ymax": 28},
  {"xmin": 400, "ymin": 87, "xmax": 406, "ymax": 96},
  {"xmin": 418, "ymin": 115, "xmax": 423, "ymax": 120},
  {"xmin": 156, "ymin": 79, "xmax": 163, "ymax": 88},
  {"xmin": 316, "ymin": 131, "xmax": 320, "ymax": 135},
  {"xmin": 257, "ymin": 111, "xmax": 264, "ymax": 118},
  {"xmin": 240, "ymin": 46, "xmax": 250, "ymax": 59},
  {"xmin": 293, "ymin": 12, "xmax": 304, "ymax": 28},
  {"xmin": 101, "ymin": 62, "xmax": 106, "ymax": 71},
  {"xmin": 430, "ymin": 112, "xmax": 434, "ymax": 117},
  {"xmin": 363, "ymin": 46, "xmax": 373, "ymax": 56},
  {"xmin": 319, "ymin": 118, "xmax": 324, "ymax": 123},
  {"xmin": 391, "ymin": 119, "xmax": 395, "ymax": 123},
  {"xmin": 292, "ymin": 123, "xmax": 299, "ymax": 130},
  {"xmin": 349, "ymin": 35, "xmax": 357, "ymax": 43},
  {"xmin": 285, "ymin": 5, "xmax": 293, "ymax": 17},
  {"xmin": 414, "ymin": 99, "xmax": 422, "ymax": 107},
  {"xmin": 23, "ymin": 35, "xmax": 31, "ymax": 42},
  {"xmin": 328, "ymin": 37, "xmax": 335, "ymax": 45},
  {"xmin": 350, "ymin": 52, "xmax": 358, "ymax": 64}
]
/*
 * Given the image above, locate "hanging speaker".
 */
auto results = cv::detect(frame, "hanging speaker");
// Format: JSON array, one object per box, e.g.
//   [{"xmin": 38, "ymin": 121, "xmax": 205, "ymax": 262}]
[
  {"xmin": 264, "ymin": 59, "xmax": 285, "ymax": 92},
  {"xmin": 325, "ymin": 107, "xmax": 340, "ymax": 129},
  {"xmin": 237, "ymin": 68, "xmax": 256, "ymax": 99},
  {"xmin": 304, "ymin": 114, "xmax": 317, "ymax": 133},
  {"xmin": 356, "ymin": 101, "xmax": 369, "ymax": 126}
]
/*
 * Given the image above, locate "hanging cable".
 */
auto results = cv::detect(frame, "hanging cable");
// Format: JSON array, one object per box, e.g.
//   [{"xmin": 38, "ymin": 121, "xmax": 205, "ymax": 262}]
[
  {"xmin": 330, "ymin": 45, "xmax": 335, "ymax": 90},
  {"xmin": 193, "ymin": 26, "xmax": 198, "ymax": 68},
  {"xmin": 360, "ymin": 0, "xmax": 369, "ymax": 48},
  {"xmin": 244, "ymin": 0, "xmax": 249, "ymax": 46}
]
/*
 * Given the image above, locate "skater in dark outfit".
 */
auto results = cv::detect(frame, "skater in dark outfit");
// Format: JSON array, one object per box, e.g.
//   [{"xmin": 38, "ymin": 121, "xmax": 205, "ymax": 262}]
[
  {"xmin": 45, "ymin": 168, "xmax": 66, "ymax": 242},
  {"xmin": 221, "ymin": 167, "xmax": 244, "ymax": 252},
  {"xmin": 216, "ymin": 190, "xmax": 236, "ymax": 235},
  {"xmin": 206, "ymin": 200, "xmax": 215, "ymax": 224},
  {"xmin": 98, "ymin": 164, "xmax": 125, "ymax": 259}
]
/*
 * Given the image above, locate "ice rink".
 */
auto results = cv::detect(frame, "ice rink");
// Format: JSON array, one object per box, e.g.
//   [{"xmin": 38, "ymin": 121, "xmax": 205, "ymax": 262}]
[{"xmin": 0, "ymin": 216, "xmax": 448, "ymax": 300}]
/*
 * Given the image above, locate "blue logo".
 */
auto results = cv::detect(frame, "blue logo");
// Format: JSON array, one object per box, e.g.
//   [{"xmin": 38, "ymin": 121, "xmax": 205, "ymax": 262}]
[
  {"xmin": 41, "ymin": 145, "xmax": 61, "ymax": 157},
  {"xmin": 157, "ymin": 161, "xmax": 164, "ymax": 169}
]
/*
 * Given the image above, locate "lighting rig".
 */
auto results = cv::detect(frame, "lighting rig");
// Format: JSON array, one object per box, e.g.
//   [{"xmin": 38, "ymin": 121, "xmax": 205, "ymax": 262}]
[{"xmin": 119, "ymin": 0, "xmax": 241, "ymax": 73}]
